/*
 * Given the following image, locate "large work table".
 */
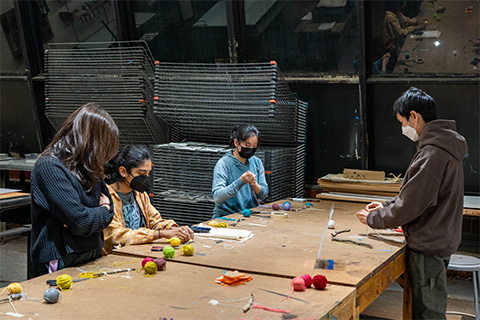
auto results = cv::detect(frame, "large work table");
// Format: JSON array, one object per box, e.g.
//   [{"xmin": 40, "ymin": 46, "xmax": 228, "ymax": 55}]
[
  {"xmin": 114, "ymin": 199, "xmax": 410, "ymax": 319},
  {"xmin": 0, "ymin": 255, "xmax": 355, "ymax": 319}
]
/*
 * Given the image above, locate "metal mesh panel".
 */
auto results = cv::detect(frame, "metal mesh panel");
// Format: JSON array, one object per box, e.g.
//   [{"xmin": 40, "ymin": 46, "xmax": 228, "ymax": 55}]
[
  {"xmin": 153, "ymin": 61, "xmax": 304, "ymax": 146},
  {"xmin": 44, "ymin": 41, "xmax": 169, "ymax": 145}
]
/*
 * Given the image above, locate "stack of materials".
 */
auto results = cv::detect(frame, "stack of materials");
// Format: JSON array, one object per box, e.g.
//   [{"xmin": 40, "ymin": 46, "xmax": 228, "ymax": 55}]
[
  {"xmin": 317, "ymin": 169, "xmax": 402, "ymax": 203},
  {"xmin": 152, "ymin": 142, "xmax": 306, "ymax": 225},
  {"xmin": 44, "ymin": 41, "xmax": 169, "ymax": 145},
  {"xmin": 153, "ymin": 61, "xmax": 306, "ymax": 146}
]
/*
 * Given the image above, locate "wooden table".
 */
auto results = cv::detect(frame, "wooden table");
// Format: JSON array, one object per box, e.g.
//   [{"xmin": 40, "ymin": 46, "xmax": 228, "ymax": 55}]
[
  {"xmin": 393, "ymin": 0, "xmax": 480, "ymax": 74},
  {"xmin": 114, "ymin": 199, "xmax": 410, "ymax": 318},
  {"xmin": 0, "ymin": 255, "xmax": 356, "ymax": 320}
]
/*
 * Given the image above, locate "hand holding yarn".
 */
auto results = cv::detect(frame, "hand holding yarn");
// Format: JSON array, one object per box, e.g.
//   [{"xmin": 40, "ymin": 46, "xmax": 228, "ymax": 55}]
[
  {"xmin": 240, "ymin": 171, "xmax": 256, "ymax": 185},
  {"xmin": 161, "ymin": 226, "xmax": 194, "ymax": 243}
]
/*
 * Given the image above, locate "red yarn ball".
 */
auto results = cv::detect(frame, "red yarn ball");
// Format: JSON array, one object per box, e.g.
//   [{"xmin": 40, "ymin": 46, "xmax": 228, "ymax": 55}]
[
  {"xmin": 291, "ymin": 277, "xmax": 306, "ymax": 291},
  {"xmin": 141, "ymin": 257, "xmax": 154, "ymax": 268},
  {"xmin": 301, "ymin": 274, "xmax": 313, "ymax": 288},
  {"xmin": 312, "ymin": 275, "xmax": 329, "ymax": 289},
  {"xmin": 154, "ymin": 258, "xmax": 167, "ymax": 271},
  {"xmin": 272, "ymin": 203, "xmax": 280, "ymax": 210}
]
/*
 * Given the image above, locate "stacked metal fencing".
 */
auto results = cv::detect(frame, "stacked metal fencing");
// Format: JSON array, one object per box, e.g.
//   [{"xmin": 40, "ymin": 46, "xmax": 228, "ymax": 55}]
[{"xmin": 44, "ymin": 41, "xmax": 169, "ymax": 145}]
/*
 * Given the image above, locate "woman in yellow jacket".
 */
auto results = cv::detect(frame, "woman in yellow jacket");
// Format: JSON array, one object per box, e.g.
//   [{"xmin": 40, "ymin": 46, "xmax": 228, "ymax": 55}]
[{"xmin": 102, "ymin": 145, "xmax": 194, "ymax": 254}]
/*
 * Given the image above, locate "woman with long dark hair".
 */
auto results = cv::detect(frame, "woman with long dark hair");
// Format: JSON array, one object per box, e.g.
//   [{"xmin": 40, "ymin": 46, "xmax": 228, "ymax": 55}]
[
  {"xmin": 31, "ymin": 103, "xmax": 119, "ymax": 276},
  {"xmin": 102, "ymin": 145, "xmax": 193, "ymax": 254},
  {"xmin": 212, "ymin": 124, "xmax": 268, "ymax": 218}
]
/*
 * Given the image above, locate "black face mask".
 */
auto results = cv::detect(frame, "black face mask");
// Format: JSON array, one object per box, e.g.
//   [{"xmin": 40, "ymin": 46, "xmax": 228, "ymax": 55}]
[
  {"xmin": 129, "ymin": 175, "xmax": 150, "ymax": 193},
  {"xmin": 238, "ymin": 146, "xmax": 257, "ymax": 159}
]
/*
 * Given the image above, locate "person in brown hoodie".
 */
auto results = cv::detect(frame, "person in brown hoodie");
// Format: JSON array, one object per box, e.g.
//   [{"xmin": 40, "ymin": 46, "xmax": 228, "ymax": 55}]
[{"xmin": 356, "ymin": 87, "xmax": 468, "ymax": 320}]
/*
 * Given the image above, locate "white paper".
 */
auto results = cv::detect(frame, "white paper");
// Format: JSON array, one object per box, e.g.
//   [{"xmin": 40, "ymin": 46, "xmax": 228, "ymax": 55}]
[
  {"xmin": 410, "ymin": 31, "xmax": 441, "ymax": 39},
  {"xmin": 318, "ymin": 22, "xmax": 336, "ymax": 31},
  {"xmin": 196, "ymin": 223, "xmax": 252, "ymax": 241}
]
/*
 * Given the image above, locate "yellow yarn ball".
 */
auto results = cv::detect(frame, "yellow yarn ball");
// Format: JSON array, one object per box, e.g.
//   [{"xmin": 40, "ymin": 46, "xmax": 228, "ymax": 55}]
[
  {"xmin": 56, "ymin": 274, "xmax": 73, "ymax": 291},
  {"xmin": 144, "ymin": 261, "xmax": 157, "ymax": 277},
  {"xmin": 217, "ymin": 222, "xmax": 228, "ymax": 228},
  {"xmin": 7, "ymin": 283, "xmax": 22, "ymax": 294},
  {"xmin": 169, "ymin": 236, "xmax": 181, "ymax": 247},
  {"xmin": 180, "ymin": 244, "xmax": 194, "ymax": 256},
  {"xmin": 208, "ymin": 221, "xmax": 219, "ymax": 227}
]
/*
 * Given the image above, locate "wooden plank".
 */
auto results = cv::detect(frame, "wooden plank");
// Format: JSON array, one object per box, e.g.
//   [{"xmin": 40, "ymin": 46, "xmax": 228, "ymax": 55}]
[
  {"xmin": 0, "ymin": 255, "xmax": 356, "ymax": 320},
  {"xmin": 355, "ymin": 248, "xmax": 407, "ymax": 314},
  {"xmin": 343, "ymin": 169, "xmax": 385, "ymax": 181},
  {"xmin": 114, "ymin": 200, "xmax": 406, "ymax": 288},
  {"xmin": 0, "ymin": 192, "xmax": 29, "ymax": 200}
]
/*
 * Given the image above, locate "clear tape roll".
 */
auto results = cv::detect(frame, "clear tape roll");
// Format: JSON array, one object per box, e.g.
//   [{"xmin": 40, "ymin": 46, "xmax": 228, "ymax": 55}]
[{"xmin": 270, "ymin": 211, "xmax": 288, "ymax": 219}]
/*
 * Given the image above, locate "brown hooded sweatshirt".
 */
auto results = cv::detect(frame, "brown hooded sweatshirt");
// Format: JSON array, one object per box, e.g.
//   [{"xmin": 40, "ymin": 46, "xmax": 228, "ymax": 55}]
[{"xmin": 367, "ymin": 120, "xmax": 468, "ymax": 257}]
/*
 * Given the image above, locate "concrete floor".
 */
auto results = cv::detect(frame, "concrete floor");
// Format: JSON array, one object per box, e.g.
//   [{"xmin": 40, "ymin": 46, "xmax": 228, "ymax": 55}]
[{"xmin": 0, "ymin": 234, "xmax": 478, "ymax": 319}]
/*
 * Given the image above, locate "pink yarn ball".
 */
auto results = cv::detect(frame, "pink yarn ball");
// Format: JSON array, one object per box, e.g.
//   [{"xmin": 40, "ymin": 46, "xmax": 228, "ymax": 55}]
[
  {"xmin": 301, "ymin": 274, "xmax": 313, "ymax": 288},
  {"xmin": 272, "ymin": 203, "xmax": 280, "ymax": 210},
  {"xmin": 312, "ymin": 275, "xmax": 329, "ymax": 290},
  {"xmin": 141, "ymin": 257, "xmax": 154, "ymax": 268},
  {"xmin": 291, "ymin": 277, "xmax": 306, "ymax": 291},
  {"xmin": 154, "ymin": 258, "xmax": 167, "ymax": 271}
]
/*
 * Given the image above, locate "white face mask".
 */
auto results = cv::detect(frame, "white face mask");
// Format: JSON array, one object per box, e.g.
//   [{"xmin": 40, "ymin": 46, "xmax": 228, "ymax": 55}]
[{"xmin": 402, "ymin": 118, "xmax": 419, "ymax": 142}]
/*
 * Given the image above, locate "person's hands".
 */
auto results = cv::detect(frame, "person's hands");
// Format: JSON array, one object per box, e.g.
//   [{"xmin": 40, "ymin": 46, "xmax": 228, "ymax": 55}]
[
  {"xmin": 415, "ymin": 22, "xmax": 425, "ymax": 30},
  {"xmin": 99, "ymin": 193, "xmax": 110, "ymax": 210},
  {"xmin": 240, "ymin": 171, "xmax": 256, "ymax": 185},
  {"xmin": 471, "ymin": 39, "xmax": 480, "ymax": 47},
  {"xmin": 366, "ymin": 201, "xmax": 383, "ymax": 212},
  {"xmin": 356, "ymin": 209, "xmax": 369, "ymax": 225},
  {"xmin": 161, "ymin": 226, "xmax": 194, "ymax": 243}
]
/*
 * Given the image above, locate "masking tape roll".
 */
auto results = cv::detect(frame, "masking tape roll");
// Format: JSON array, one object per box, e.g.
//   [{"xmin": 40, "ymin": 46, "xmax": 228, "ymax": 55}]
[
  {"xmin": 270, "ymin": 211, "xmax": 288, "ymax": 219},
  {"xmin": 415, "ymin": 57, "xmax": 425, "ymax": 64}
]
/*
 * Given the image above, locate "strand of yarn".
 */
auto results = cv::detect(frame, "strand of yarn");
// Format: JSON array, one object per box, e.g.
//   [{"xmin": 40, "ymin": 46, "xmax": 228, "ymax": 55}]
[
  {"xmin": 0, "ymin": 283, "xmax": 23, "ymax": 295},
  {"xmin": 44, "ymin": 288, "xmax": 61, "ymax": 303},
  {"xmin": 280, "ymin": 277, "xmax": 305, "ymax": 302},
  {"xmin": 56, "ymin": 274, "xmax": 73, "ymax": 291},
  {"xmin": 252, "ymin": 303, "xmax": 292, "ymax": 313}
]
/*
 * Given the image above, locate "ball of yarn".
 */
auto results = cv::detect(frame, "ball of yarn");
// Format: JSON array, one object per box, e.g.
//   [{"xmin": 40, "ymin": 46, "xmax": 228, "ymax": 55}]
[
  {"xmin": 180, "ymin": 244, "xmax": 194, "ymax": 256},
  {"xmin": 141, "ymin": 257, "xmax": 154, "ymax": 268},
  {"xmin": 217, "ymin": 222, "xmax": 228, "ymax": 228},
  {"xmin": 242, "ymin": 209, "xmax": 251, "ymax": 217},
  {"xmin": 312, "ymin": 275, "xmax": 329, "ymax": 290},
  {"xmin": 6, "ymin": 282, "xmax": 22, "ymax": 294},
  {"xmin": 291, "ymin": 277, "xmax": 306, "ymax": 291},
  {"xmin": 144, "ymin": 261, "xmax": 157, "ymax": 275},
  {"xmin": 327, "ymin": 220, "xmax": 336, "ymax": 229},
  {"xmin": 163, "ymin": 246, "xmax": 175, "ymax": 258},
  {"xmin": 208, "ymin": 221, "xmax": 219, "ymax": 227},
  {"xmin": 301, "ymin": 274, "xmax": 313, "ymax": 288},
  {"xmin": 56, "ymin": 274, "xmax": 73, "ymax": 291},
  {"xmin": 272, "ymin": 203, "xmax": 280, "ymax": 210},
  {"xmin": 44, "ymin": 288, "xmax": 61, "ymax": 303},
  {"xmin": 154, "ymin": 258, "xmax": 167, "ymax": 271},
  {"xmin": 169, "ymin": 237, "xmax": 181, "ymax": 247},
  {"xmin": 283, "ymin": 202, "xmax": 291, "ymax": 211}
]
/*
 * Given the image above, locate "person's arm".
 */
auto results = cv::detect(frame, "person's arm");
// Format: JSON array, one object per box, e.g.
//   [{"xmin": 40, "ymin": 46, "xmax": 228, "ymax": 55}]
[
  {"xmin": 366, "ymin": 165, "xmax": 440, "ymax": 229},
  {"xmin": 252, "ymin": 159, "xmax": 268, "ymax": 200},
  {"xmin": 34, "ymin": 159, "xmax": 114, "ymax": 237},
  {"xmin": 399, "ymin": 12, "xmax": 417, "ymax": 27},
  {"xmin": 212, "ymin": 160, "xmax": 245, "ymax": 204},
  {"xmin": 139, "ymin": 192, "xmax": 178, "ymax": 231},
  {"xmin": 388, "ymin": 13, "xmax": 416, "ymax": 37}
]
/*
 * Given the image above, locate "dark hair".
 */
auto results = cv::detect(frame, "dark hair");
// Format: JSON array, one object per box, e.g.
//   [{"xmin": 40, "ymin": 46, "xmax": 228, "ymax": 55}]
[
  {"xmin": 42, "ymin": 103, "xmax": 119, "ymax": 191},
  {"xmin": 392, "ymin": 87, "xmax": 437, "ymax": 123},
  {"xmin": 385, "ymin": 0, "xmax": 405, "ymax": 12},
  {"xmin": 229, "ymin": 124, "xmax": 260, "ymax": 148},
  {"xmin": 104, "ymin": 145, "xmax": 151, "ymax": 185}
]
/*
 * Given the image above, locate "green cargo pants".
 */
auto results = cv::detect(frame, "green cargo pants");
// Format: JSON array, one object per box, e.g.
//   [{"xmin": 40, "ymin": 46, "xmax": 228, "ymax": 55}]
[{"xmin": 408, "ymin": 249, "xmax": 450, "ymax": 320}]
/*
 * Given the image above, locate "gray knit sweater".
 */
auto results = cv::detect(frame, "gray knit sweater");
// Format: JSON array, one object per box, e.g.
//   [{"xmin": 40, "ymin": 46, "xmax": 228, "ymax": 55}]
[{"xmin": 30, "ymin": 155, "xmax": 114, "ymax": 263}]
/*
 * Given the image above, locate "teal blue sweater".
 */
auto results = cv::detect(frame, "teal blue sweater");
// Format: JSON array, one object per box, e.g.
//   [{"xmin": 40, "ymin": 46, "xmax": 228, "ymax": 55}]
[{"xmin": 212, "ymin": 150, "xmax": 268, "ymax": 218}]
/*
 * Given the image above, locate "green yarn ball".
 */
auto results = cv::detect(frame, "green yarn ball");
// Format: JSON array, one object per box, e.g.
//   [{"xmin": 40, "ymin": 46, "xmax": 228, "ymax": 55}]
[{"xmin": 163, "ymin": 246, "xmax": 175, "ymax": 258}]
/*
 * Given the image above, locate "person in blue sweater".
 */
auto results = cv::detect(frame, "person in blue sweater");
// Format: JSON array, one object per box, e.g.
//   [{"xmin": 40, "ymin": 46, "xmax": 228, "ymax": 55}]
[
  {"xmin": 212, "ymin": 124, "xmax": 268, "ymax": 218},
  {"xmin": 30, "ymin": 103, "xmax": 119, "ymax": 277}
]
